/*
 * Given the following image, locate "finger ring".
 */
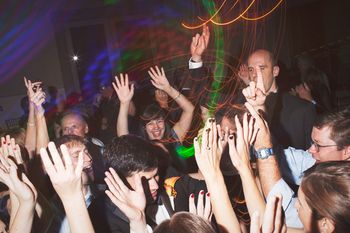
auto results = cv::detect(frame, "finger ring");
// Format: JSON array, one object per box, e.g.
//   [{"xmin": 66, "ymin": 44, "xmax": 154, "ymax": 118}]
[{"xmin": 206, "ymin": 146, "xmax": 211, "ymax": 150}]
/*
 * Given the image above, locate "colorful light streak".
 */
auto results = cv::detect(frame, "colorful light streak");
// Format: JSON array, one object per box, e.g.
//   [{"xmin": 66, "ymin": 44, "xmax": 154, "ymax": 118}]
[
  {"xmin": 182, "ymin": 0, "xmax": 285, "ymax": 29},
  {"xmin": 177, "ymin": 0, "xmax": 226, "ymax": 159}
]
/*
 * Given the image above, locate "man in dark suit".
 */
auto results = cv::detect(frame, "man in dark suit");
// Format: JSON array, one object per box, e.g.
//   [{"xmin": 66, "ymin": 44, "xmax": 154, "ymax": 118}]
[
  {"xmin": 242, "ymin": 49, "xmax": 316, "ymax": 149},
  {"xmin": 89, "ymin": 135, "xmax": 175, "ymax": 233}
]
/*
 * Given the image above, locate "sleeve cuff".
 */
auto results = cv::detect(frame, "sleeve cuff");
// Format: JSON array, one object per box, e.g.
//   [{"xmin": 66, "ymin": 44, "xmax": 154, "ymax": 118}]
[{"xmin": 189, "ymin": 58, "xmax": 203, "ymax": 69}]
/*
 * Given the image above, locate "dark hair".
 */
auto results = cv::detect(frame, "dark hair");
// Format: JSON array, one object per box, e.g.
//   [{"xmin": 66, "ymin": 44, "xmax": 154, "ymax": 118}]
[
  {"xmin": 55, "ymin": 134, "xmax": 86, "ymax": 149},
  {"xmin": 139, "ymin": 103, "xmax": 171, "ymax": 140},
  {"xmin": 216, "ymin": 104, "xmax": 248, "ymax": 125},
  {"xmin": 103, "ymin": 135, "xmax": 159, "ymax": 177},
  {"xmin": 153, "ymin": 212, "xmax": 215, "ymax": 233},
  {"xmin": 313, "ymin": 107, "xmax": 350, "ymax": 149},
  {"xmin": 301, "ymin": 161, "xmax": 350, "ymax": 233},
  {"xmin": 140, "ymin": 104, "xmax": 166, "ymax": 126},
  {"xmin": 304, "ymin": 68, "xmax": 327, "ymax": 88},
  {"xmin": 216, "ymin": 104, "xmax": 248, "ymax": 176}
]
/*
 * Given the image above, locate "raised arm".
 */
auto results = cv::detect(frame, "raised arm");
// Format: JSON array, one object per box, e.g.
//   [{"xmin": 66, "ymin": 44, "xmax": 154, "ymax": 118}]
[
  {"xmin": 40, "ymin": 142, "xmax": 94, "ymax": 233},
  {"xmin": 0, "ymin": 148, "xmax": 37, "ymax": 233},
  {"xmin": 148, "ymin": 66, "xmax": 194, "ymax": 142},
  {"xmin": 32, "ymin": 86, "xmax": 49, "ymax": 154},
  {"xmin": 245, "ymin": 103, "xmax": 281, "ymax": 198},
  {"xmin": 228, "ymin": 113, "xmax": 266, "ymax": 224},
  {"xmin": 193, "ymin": 118, "xmax": 241, "ymax": 233},
  {"xmin": 113, "ymin": 74, "xmax": 134, "ymax": 137},
  {"xmin": 24, "ymin": 77, "xmax": 41, "ymax": 159},
  {"xmin": 190, "ymin": 24, "xmax": 210, "ymax": 63}
]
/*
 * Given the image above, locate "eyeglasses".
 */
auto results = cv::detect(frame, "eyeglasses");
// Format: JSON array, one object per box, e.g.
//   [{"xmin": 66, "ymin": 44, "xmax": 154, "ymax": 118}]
[{"xmin": 310, "ymin": 139, "xmax": 337, "ymax": 152}]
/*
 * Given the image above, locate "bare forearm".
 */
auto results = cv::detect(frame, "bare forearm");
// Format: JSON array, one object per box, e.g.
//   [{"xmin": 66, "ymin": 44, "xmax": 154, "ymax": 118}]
[
  {"xmin": 25, "ymin": 104, "xmax": 36, "ymax": 159},
  {"xmin": 36, "ymin": 114, "xmax": 49, "ymax": 153},
  {"xmin": 206, "ymin": 173, "xmax": 241, "ymax": 233},
  {"xmin": 10, "ymin": 203, "xmax": 35, "ymax": 233},
  {"xmin": 257, "ymin": 157, "xmax": 281, "ymax": 198},
  {"xmin": 239, "ymin": 168, "xmax": 266, "ymax": 223},
  {"xmin": 9, "ymin": 192, "xmax": 19, "ymax": 230},
  {"xmin": 117, "ymin": 103, "xmax": 129, "ymax": 137},
  {"xmin": 129, "ymin": 216, "xmax": 148, "ymax": 233},
  {"xmin": 167, "ymin": 86, "xmax": 194, "ymax": 142},
  {"xmin": 61, "ymin": 195, "xmax": 95, "ymax": 233},
  {"xmin": 165, "ymin": 86, "xmax": 194, "ymax": 113}
]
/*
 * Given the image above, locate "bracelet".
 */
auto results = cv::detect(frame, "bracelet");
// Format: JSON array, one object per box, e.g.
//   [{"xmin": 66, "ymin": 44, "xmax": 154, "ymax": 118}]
[
  {"xmin": 174, "ymin": 91, "xmax": 182, "ymax": 100},
  {"xmin": 27, "ymin": 122, "xmax": 35, "ymax": 126}
]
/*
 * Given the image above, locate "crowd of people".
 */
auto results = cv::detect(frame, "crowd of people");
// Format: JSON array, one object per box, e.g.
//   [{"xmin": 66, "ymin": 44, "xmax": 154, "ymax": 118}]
[{"xmin": 0, "ymin": 25, "xmax": 349, "ymax": 233}]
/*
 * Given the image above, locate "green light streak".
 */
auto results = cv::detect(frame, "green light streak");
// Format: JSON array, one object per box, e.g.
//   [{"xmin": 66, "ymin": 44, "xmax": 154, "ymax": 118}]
[
  {"xmin": 176, "ymin": 145, "xmax": 195, "ymax": 159},
  {"xmin": 176, "ymin": 1, "xmax": 225, "ymax": 159}
]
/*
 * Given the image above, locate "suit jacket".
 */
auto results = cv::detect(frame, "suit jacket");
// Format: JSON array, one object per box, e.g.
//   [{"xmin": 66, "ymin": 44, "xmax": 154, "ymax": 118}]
[
  {"xmin": 265, "ymin": 92, "xmax": 316, "ymax": 150},
  {"xmin": 236, "ymin": 90, "xmax": 315, "ymax": 150},
  {"xmin": 89, "ymin": 191, "xmax": 174, "ymax": 233}
]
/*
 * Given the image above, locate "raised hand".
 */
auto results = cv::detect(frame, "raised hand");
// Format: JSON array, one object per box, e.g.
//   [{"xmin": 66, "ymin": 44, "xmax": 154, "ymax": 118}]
[
  {"xmin": 24, "ymin": 77, "xmax": 45, "ymax": 114},
  {"xmin": 238, "ymin": 64, "xmax": 250, "ymax": 85},
  {"xmin": 105, "ymin": 168, "xmax": 146, "ymax": 229},
  {"xmin": 189, "ymin": 190, "xmax": 212, "ymax": 221},
  {"xmin": 242, "ymin": 67, "xmax": 266, "ymax": 108},
  {"xmin": 40, "ymin": 142, "xmax": 84, "ymax": 200},
  {"xmin": 191, "ymin": 24, "xmax": 210, "ymax": 62},
  {"xmin": 148, "ymin": 66, "xmax": 171, "ymax": 92},
  {"xmin": 227, "ymin": 114, "xmax": 257, "ymax": 173},
  {"xmin": 0, "ymin": 135, "xmax": 23, "ymax": 164},
  {"xmin": 112, "ymin": 74, "xmax": 134, "ymax": 104},
  {"xmin": 245, "ymin": 103, "xmax": 272, "ymax": 150},
  {"xmin": 193, "ymin": 118, "xmax": 221, "ymax": 179},
  {"xmin": 31, "ymin": 88, "xmax": 46, "ymax": 115},
  {"xmin": 24, "ymin": 77, "xmax": 42, "ymax": 99},
  {"xmin": 250, "ymin": 195, "xmax": 286, "ymax": 233},
  {"xmin": 295, "ymin": 83, "xmax": 313, "ymax": 102},
  {"xmin": 0, "ymin": 156, "xmax": 37, "ymax": 204}
]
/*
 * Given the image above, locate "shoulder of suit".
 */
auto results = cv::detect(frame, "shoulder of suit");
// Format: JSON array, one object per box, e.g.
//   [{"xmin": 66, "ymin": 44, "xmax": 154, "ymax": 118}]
[{"xmin": 281, "ymin": 92, "xmax": 315, "ymax": 109}]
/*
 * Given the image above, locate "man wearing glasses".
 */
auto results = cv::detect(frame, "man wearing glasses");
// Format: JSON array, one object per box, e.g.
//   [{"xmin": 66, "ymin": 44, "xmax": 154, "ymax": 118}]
[{"xmin": 252, "ymin": 106, "xmax": 350, "ymax": 228}]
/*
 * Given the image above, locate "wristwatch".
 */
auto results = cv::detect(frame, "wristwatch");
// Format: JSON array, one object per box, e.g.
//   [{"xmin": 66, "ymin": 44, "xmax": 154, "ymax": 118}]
[{"xmin": 255, "ymin": 148, "xmax": 274, "ymax": 159}]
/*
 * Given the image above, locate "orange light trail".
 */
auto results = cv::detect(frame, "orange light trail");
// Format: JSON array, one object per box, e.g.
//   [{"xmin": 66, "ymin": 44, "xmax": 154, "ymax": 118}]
[
  {"xmin": 182, "ymin": 0, "xmax": 285, "ymax": 29},
  {"xmin": 181, "ymin": 0, "xmax": 228, "ymax": 29}
]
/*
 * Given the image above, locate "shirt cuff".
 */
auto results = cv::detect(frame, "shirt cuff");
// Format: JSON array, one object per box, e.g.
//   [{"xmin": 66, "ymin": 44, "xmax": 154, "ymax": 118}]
[{"xmin": 189, "ymin": 58, "xmax": 203, "ymax": 69}]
